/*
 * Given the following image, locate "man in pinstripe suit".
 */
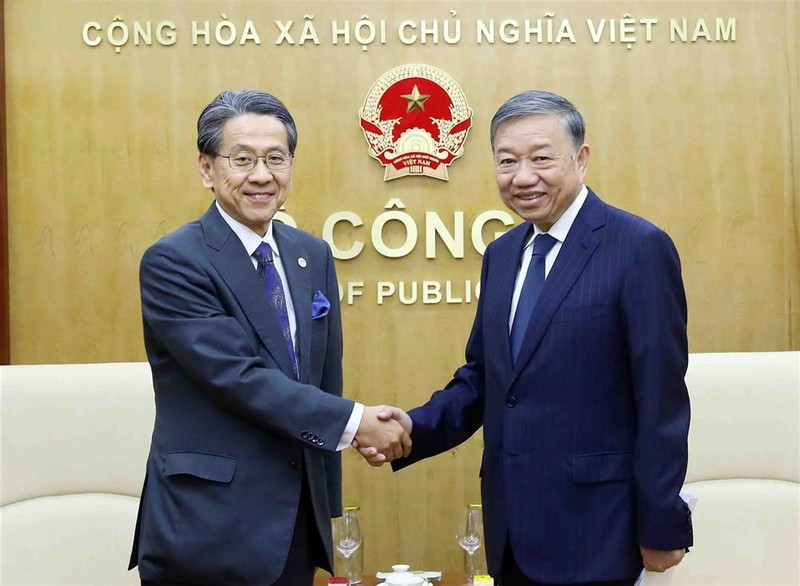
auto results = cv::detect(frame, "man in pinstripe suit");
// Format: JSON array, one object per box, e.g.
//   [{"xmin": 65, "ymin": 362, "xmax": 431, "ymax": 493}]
[{"xmin": 361, "ymin": 90, "xmax": 693, "ymax": 585}]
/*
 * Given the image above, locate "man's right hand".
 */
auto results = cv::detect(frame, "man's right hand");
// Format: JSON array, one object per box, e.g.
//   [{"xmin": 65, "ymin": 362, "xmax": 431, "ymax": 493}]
[
  {"xmin": 353, "ymin": 405, "xmax": 412, "ymax": 465},
  {"xmin": 353, "ymin": 406, "xmax": 412, "ymax": 467}
]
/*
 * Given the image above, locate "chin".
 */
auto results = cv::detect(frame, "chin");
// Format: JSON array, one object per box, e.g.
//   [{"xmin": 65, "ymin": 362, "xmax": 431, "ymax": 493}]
[{"xmin": 516, "ymin": 211, "xmax": 544, "ymax": 224}]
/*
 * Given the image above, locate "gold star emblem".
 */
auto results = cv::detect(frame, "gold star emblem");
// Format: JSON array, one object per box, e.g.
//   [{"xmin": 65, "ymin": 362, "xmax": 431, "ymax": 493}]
[{"xmin": 400, "ymin": 84, "xmax": 430, "ymax": 113}]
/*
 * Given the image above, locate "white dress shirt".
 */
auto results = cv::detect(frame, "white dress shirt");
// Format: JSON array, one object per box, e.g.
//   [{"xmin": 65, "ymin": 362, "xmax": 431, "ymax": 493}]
[
  {"xmin": 508, "ymin": 185, "xmax": 589, "ymax": 332},
  {"xmin": 216, "ymin": 202, "xmax": 362, "ymax": 450}
]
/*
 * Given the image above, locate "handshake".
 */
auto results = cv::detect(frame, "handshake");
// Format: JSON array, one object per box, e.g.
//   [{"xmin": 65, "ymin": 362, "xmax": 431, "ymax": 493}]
[{"xmin": 352, "ymin": 406, "xmax": 412, "ymax": 467}]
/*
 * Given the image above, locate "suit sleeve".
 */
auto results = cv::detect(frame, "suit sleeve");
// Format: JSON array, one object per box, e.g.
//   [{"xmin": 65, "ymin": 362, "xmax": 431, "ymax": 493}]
[
  {"xmin": 140, "ymin": 238, "xmax": 353, "ymax": 453},
  {"xmin": 319, "ymin": 244, "xmax": 344, "ymax": 516},
  {"xmin": 393, "ymin": 246, "xmax": 490, "ymax": 469},
  {"xmin": 621, "ymin": 226, "xmax": 693, "ymax": 550}
]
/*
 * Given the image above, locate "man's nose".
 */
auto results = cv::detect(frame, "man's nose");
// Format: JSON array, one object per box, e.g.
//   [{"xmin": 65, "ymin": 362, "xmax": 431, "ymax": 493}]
[
  {"xmin": 248, "ymin": 158, "xmax": 275, "ymax": 182},
  {"xmin": 511, "ymin": 160, "xmax": 541, "ymax": 185}
]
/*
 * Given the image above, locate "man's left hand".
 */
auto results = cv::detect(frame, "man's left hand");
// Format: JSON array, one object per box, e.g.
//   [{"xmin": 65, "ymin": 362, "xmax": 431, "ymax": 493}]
[{"xmin": 640, "ymin": 546, "xmax": 685, "ymax": 572}]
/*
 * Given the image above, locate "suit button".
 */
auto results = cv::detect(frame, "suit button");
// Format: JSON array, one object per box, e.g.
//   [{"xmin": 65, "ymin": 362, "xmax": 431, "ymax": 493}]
[
  {"xmin": 318, "ymin": 439, "xmax": 325, "ymax": 446},
  {"xmin": 290, "ymin": 460, "xmax": 300, "ymax": 470},
  {"xmin": 506, "ymin": 396, "xmax": 518, "ymax": 407},
  {"xmin": 301, "ymin": 431, "xmax": 309, "ymax": 439}
]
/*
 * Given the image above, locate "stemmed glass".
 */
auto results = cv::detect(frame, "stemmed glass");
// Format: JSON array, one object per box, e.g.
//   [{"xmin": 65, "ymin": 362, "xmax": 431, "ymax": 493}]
[
  {"xmin": 455, "ymin": 504, "xmax": 483, "ymax": 583},
  {"xmin": 334, "ymin": 506, "xmax": 363, "ymax": 584}
]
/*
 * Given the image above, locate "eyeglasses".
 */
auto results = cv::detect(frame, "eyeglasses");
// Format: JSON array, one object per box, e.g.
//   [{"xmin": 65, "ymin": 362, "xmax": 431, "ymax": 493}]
[
  {"xmin": 495, "ymin": 152, "xmax": 574, "ymax": 175},
  {"xmin": 217, "ymin": 151, "xmax": 293, "ymax": 172}
]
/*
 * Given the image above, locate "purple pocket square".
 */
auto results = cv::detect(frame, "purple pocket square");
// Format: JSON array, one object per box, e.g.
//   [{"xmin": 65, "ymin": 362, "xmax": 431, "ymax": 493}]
[{"xmin": 311, "ymin": 291, "xmax": 330, "ymax": 319}]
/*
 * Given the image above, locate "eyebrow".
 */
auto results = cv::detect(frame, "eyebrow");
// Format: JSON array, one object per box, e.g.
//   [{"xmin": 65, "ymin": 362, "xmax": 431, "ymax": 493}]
[
  {"xmin": 226, "ymin": 144, "xmax": 290, "ymax": 155},
  {"xmin": 495, "ymin": 142, "xmax": 554, "ymax": 155}
]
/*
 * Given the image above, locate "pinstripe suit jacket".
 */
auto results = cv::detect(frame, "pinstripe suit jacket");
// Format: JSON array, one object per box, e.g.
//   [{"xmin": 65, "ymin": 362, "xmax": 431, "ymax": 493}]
[{"xmin": 395, "ymin": 189, "xmax": 692, "ymax": 583}]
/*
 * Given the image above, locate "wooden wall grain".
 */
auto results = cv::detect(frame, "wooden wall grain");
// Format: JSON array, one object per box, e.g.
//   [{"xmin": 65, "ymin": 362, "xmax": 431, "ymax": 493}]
[{"xmin": 1, "ymin": 0, "xmax": 9, "ymax": 364}]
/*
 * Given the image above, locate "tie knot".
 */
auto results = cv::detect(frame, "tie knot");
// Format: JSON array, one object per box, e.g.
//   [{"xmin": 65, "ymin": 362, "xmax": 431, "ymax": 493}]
[
  {"xmin": 254, "ymin": 242, "xmax": 274, "ymax": 264},
  {"xmin": 532, "ymin": 233, "xmax": 557, "ymax": 258}
]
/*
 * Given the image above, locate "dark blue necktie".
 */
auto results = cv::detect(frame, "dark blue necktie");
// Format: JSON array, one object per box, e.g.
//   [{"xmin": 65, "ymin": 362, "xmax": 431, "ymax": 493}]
[
  {"xmin": 254, "ymin": 242, "xmax": 298, "ymax": 379},
  {"xmin": 510, "ymin": 233, "xmax": 558, "ymax": 362}
]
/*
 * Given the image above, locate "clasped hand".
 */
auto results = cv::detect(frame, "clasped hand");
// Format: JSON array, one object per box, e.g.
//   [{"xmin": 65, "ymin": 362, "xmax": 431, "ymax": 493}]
[
  {"xmin": 640, "ymin": 546, "xmax": 685, "ymax": 573},
  {"xmin": 353, "ymin": 406, "xmax": 412, "ymax": 466}
]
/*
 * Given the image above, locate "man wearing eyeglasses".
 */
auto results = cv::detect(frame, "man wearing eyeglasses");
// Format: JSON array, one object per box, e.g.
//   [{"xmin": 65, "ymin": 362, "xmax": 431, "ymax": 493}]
[
  {"xmin": 361, "ymin": 90, "xmax": 692, "ymax": 585},
  {"xmin": 129, "ymin": 90, "xmax": 411, "ymax": 586}
]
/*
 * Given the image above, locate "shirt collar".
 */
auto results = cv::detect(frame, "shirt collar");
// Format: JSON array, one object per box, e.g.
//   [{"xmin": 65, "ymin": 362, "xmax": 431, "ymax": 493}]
[
  {"xmin": 523, "ymin": 185, "xmax": 588, "ymax": 250},
  {"xmin": 215, "ymin": 201, "xmax": 280, "ymax": 257}
]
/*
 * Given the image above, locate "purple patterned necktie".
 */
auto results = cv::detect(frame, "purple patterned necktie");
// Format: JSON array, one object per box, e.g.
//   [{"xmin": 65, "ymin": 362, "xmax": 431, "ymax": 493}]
[
  {"xmin": 254, "ymin": 242, "xmax": 298, "ymax": 378},
  {"xmin": 510, "ymin": 233, "xmax": 558, "ymax": 363}
]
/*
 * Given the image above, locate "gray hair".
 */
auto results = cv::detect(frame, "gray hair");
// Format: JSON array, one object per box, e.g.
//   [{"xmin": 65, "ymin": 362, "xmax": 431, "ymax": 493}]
[
  {"xmin": 196, "ymin": 90, "xmax": 298, "ymax": 156},
  {"xmin": 490, "ymin": 90, "xmax": 586, "ymax": 151}
]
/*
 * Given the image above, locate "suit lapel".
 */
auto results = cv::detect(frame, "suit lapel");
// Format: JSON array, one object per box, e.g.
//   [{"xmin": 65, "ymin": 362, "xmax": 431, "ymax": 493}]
[
  {"xmin": 488, "ymin": 222, "xmax": 533, "ymax": 391},
  {"xmin": 510, "ymin": 190, "xmax": 607, "ymax": 383},
  {"xmin": 200, "ymin": 205, "xmax": 295, "ymax": 376},
  {"xmin": 274, "ymin": 222, "xmax": 312, "ymax": 383}
]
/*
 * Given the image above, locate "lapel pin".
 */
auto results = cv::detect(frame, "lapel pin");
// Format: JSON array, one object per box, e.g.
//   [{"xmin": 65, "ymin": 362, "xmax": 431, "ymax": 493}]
[{"xmin": 298, "ymin": 258, "xmax": 307, "ymax": 268}]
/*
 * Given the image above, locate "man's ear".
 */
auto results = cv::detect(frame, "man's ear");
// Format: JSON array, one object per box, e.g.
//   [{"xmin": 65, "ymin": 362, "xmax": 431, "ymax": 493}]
[
  {"xmin": 576, "ymin": 144, "xmax": 590, "ymax": 175},
  {"xmin": 198, "ymin": 153, "xmax": 215, "ymax": 190}
]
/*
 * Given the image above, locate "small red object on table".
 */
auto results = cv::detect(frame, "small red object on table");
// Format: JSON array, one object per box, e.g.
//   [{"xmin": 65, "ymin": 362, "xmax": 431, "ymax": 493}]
[{"xmin": 328, "ymin": 578, "xmax": 349, "ymax": 585}]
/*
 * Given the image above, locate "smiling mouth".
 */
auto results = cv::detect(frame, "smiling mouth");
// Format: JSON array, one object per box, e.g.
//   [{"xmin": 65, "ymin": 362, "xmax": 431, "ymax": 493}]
[
  {"xmin": 516, "ymin": 192, "xmax": 546, "ymax": 201},
  {"xmin": 245, "ymin": 193, "xmax": 275, "ymax": 201}
]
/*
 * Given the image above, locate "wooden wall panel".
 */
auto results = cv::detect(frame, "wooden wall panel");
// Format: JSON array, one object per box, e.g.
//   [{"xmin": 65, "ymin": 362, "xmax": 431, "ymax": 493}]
[
  {"xmin": 5, "ymin": 0, "xmax": 799, "ymax": 576},
  {"xmin": 1, "ymin": 0, "xmax": 8, "ymax": 364}
]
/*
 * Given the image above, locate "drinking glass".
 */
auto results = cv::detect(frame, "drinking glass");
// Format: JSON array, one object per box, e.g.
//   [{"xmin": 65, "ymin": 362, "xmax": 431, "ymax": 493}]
[
  {"xmin": 455, "ymin": 504, "xmax": 484, "ymax": 584},
  {"xmin": 334, "ymin": 506, "xmax": 363, "ymax": 584}
]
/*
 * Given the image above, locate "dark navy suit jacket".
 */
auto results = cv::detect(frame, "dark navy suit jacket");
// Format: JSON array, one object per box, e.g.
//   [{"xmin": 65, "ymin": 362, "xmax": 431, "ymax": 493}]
[
  {"xmin": 129, "ymin": 203, "xmax": 353, "ymax": 585},
  {"xmin": 395, "ymin": 189, "xmax": 692, "ymax": 583}
]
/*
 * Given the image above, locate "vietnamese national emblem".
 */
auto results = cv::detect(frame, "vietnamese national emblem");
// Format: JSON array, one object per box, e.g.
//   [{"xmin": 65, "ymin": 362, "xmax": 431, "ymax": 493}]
[{"xmin": 359, "ymin": 64, "xmax": 473, "ymax": 181}]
